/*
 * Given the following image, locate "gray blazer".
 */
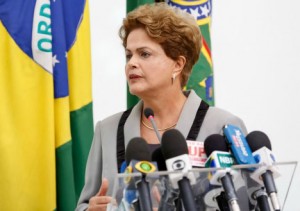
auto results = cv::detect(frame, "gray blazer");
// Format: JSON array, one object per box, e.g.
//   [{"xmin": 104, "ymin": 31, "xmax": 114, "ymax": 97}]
[{"xmin": 76, "ymin": 90, "xmax": 247, "ymax": 211}]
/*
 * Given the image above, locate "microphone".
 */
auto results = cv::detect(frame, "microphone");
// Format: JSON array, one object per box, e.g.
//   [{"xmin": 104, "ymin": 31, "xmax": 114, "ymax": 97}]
[
  {"xmin": 223, "ymin": 124, "xmax": 256, "ymax": 166},
  {"xmin": 241, "ymin": 170, "xmax": 271, "ymax": 211},
  {"xmin": 152, "ymin": 147, "xmax": 177, "ymax": 211},
  {"xmin": 151, "ymin": 147, "xmax": 167, "ymax": 172},
  {"xmin": 118, "ymin": 160, "xmax": 140, "ymax": 211},
  {"xmin": 204, "ymin": 134, "xmax": 241, "ymax": 211},
  {"xmin": 144, "ymin": 108, "xmax": 161, "ymax": 142},
  {"xmin": 247, "ymin": 131, "xmax": 281, "ymax": 211},
  {"xmin": 125, "ymin": 137, "xmax": 157, "ymax": 211},
  {"xmin": 160, "ymin": 129, "xmax": 197, "ymax": 211},
  {"xmin": 224, "ymin": 125, "xmax": 272, "ymax": 211}
]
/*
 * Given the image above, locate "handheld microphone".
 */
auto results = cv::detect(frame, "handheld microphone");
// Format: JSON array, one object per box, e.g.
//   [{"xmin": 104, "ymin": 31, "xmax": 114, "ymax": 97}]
[
  {"xmin": 161, "ymin": 129, "xmax": 197, "ymax": 211},
  {"xmin": 144, "ymin": 108, "xmax": 161, "ymax": 142},
  {"xmin": 152, "ymin": 147, "xmax": 177, "ymax": 211},
  {"xmin": 223, "ymin": 124, "xmax": 256, "ymax": 166},
  {"xmin": 247, "ymin": 131, "xmax": 281, "ymax": 211},
  {"xmin": 204, "ymin": 134, "xmax": 241, "ymax": 211},
  {"xmin": 125, "ymin": 137, "xmax": 157, "ymax": 211}
]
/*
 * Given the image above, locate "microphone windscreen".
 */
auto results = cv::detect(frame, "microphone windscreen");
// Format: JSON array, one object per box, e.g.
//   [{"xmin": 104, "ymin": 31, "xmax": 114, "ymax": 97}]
[
  {"xmin": 204, "ymin": 134, "xmax": 229, "ymax": 156},
  {"xmin": 125, "ymin": 137, "xmax": 151, "ymax": 164},
  {"xmin": 246, "ymin": 131, "xmax": 272, "ymax": 151},
  {"xmin": 161, "ymin": 129, "xmax": 188, "ymax": 160},
  {"xmin": 152, "ymin": 147, "xmax": 167, "ymax": 171},
  {"xmin": 144, "ymin": 107, "xmax": 154, "ymax": 118}
]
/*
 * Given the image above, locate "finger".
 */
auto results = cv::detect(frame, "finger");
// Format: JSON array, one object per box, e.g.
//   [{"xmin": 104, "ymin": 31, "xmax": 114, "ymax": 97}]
[
  {"xmin": 97, "ymin": 196, "xmax": 112, "ymax": 204},
  {"xmin": 97, "ymin": 178, "xmax": 109, "ymax": 196},
  {"xmin": 88, "ymin": 204, "xmax": 108, "ymax": 211},
  {"xmin": 89, "ymin": 196, "xmax": 112, "ymax": 206}
]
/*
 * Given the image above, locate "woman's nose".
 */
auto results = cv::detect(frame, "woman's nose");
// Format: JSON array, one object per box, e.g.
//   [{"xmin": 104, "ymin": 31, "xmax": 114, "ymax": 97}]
[{"xmin": 127, "ymin": 55, "xmax": 138, "ymax": 69}]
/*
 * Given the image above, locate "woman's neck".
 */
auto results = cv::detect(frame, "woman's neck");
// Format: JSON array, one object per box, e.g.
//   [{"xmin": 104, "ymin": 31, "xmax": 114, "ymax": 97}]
[{"xmin": 141, "ymin": 90, "xmax": 187, "ymax": 129}]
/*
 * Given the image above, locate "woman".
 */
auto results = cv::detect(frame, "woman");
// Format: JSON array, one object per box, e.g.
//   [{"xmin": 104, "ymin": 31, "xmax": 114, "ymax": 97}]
[{"xmin": 76, "ymin": 3, "xmax": 247, "ymax": 211}]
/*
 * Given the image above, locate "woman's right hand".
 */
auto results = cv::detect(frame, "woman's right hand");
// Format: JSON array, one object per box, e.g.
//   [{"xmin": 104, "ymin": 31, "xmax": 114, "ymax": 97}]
[{"xmin": 87, "ymin": 178, "xmax": 112, "ymax": 211}]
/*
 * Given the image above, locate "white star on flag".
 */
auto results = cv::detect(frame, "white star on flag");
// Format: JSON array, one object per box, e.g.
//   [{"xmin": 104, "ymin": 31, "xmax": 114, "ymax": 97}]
[
  {"xmin": 189, "ymin": 7, "xmax": 200, "ymax": 20},
  {"xmin": 52, "ymin": 54, "xmax": 60, "ymax": 67},
  {"xmin": 200, "ymin": 4, "xmax": 210, "ymax": 17}
]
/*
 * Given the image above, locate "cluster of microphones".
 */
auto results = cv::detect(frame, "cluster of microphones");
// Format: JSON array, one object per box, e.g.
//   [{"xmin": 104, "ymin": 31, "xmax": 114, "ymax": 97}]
[{"xmin": 116, "ymin": 108, "xmax": 281, "ymax": 211}]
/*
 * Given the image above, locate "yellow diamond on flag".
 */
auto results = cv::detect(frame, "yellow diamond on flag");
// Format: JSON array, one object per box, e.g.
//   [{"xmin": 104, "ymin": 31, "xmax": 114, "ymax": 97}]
[{"xmin": 199, "ymin": 78, "xmax": 207, "ymax": 88}]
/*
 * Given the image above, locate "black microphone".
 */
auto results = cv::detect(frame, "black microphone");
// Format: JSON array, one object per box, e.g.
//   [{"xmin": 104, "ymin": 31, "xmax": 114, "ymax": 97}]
[
  {"xmin": 152, "ymin": 147, "xmax": 167, "ymax": 172},
  {"xmin": 125, "ymin": 137, "xmax": 157, "ymax": 211},
  {"xmin": 204, "ymin": 134, "xmax": 241, "ymax": 211},
  {"xmin": 144, "ymin": 108, "xmax": 161, "ymax": 142},
  {"xmin": 160, "ymin": 129, "xmax": 197, "ymax": 211},
  {"xmin": 125, "ymin": 137, "xmax": 152, "ymax": 165},
  {"xmin": 246, "ymin": 131, "xmax": 281, "ymax": 211},
  {"xmin": 152, "ymin": 147, "xmax": 177, "ymax": 211}
]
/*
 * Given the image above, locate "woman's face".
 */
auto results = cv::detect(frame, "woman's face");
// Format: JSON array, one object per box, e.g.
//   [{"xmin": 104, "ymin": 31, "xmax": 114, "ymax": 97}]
[{"xmin": 125, "ymin": 28, "xmax": 178, "ymax": 98}]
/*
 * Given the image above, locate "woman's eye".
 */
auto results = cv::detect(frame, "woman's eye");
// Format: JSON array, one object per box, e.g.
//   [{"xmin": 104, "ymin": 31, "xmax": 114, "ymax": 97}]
[
  {"xmin": 126, "ymin": 54, "xmax": 132, "ymax": 61},
  {"xmin": 140, "ymin": 51, "xmax": 150, "ymax": 58}
]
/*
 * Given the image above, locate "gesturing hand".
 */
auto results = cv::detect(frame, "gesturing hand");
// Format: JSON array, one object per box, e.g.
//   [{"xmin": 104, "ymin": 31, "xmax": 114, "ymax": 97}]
[{"xmin": 87, "ymin": 178, "xmax": 112, "ymax": 211}]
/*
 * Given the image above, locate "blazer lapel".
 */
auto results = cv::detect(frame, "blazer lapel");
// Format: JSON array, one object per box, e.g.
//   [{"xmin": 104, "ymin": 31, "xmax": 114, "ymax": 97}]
[
  {"xmin": 176, "ymin": 90, "xmax": 202, "ymax": 139},
  {"xmin": 124, "ymin": 101, "xmax": 143, "ymax": 147}
]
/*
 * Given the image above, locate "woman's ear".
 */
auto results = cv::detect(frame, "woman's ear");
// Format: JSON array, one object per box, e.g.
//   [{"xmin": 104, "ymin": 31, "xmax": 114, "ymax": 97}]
[{"xmin": 174, "ymin": 55, "xmax": 186, "ymax": 75}]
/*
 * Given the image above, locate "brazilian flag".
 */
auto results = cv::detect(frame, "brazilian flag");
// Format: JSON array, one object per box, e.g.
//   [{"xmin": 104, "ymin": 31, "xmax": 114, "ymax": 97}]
[{"xmin": 0, "ymin": 0, "xmax": 93, "ymax": 210}]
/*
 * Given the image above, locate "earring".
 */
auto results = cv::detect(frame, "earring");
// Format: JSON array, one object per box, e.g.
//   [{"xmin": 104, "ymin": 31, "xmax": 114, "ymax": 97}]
[{"xmin": 172, "ymin": 73, "xmax": 176, "ymax": 85}]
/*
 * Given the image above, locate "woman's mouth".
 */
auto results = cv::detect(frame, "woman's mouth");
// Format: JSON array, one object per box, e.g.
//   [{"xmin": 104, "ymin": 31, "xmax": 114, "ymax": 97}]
[{"xmin": 129, "ymin": 74, "xmax": 142, "ymax": 80}]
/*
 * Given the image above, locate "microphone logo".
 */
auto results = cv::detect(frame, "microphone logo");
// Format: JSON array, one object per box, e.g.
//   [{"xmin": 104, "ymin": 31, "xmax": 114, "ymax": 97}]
[
  {"xmin": 124, "ymin": 160, "xmax": 157, "ymax": 183},
  {"xmin": 218, "ymin": 154, "xmax": 235, "ymax": 166},
  {"xmin": 232, "ymin": 129, "xmax": 249, "ymax": 156},
  {"xmin": 205, "ymin": 152, "xmax": 235, "ymax": 169},
  {"xmin": 134, "ymin": 161, "xmax": 156, "ymax": 174},
  {"xmin": 171, "ymin": 160, "xmax": 186, "ymax": 170}
]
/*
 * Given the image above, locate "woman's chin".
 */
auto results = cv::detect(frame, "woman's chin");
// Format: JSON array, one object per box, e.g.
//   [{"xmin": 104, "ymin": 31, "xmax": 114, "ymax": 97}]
[
  {"xmin": 129, "ymin": 87, "xmax": 144, "ymax": 98},
  {"xmin": 129, "ymin": 87, "xmax": 140, "ymax": 95}
]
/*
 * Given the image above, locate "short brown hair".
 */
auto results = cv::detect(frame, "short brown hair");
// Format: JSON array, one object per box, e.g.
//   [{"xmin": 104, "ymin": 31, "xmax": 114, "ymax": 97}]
[{"xmin": 119, "ymin": 3, "xmax": 202, "ymax": 87}]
